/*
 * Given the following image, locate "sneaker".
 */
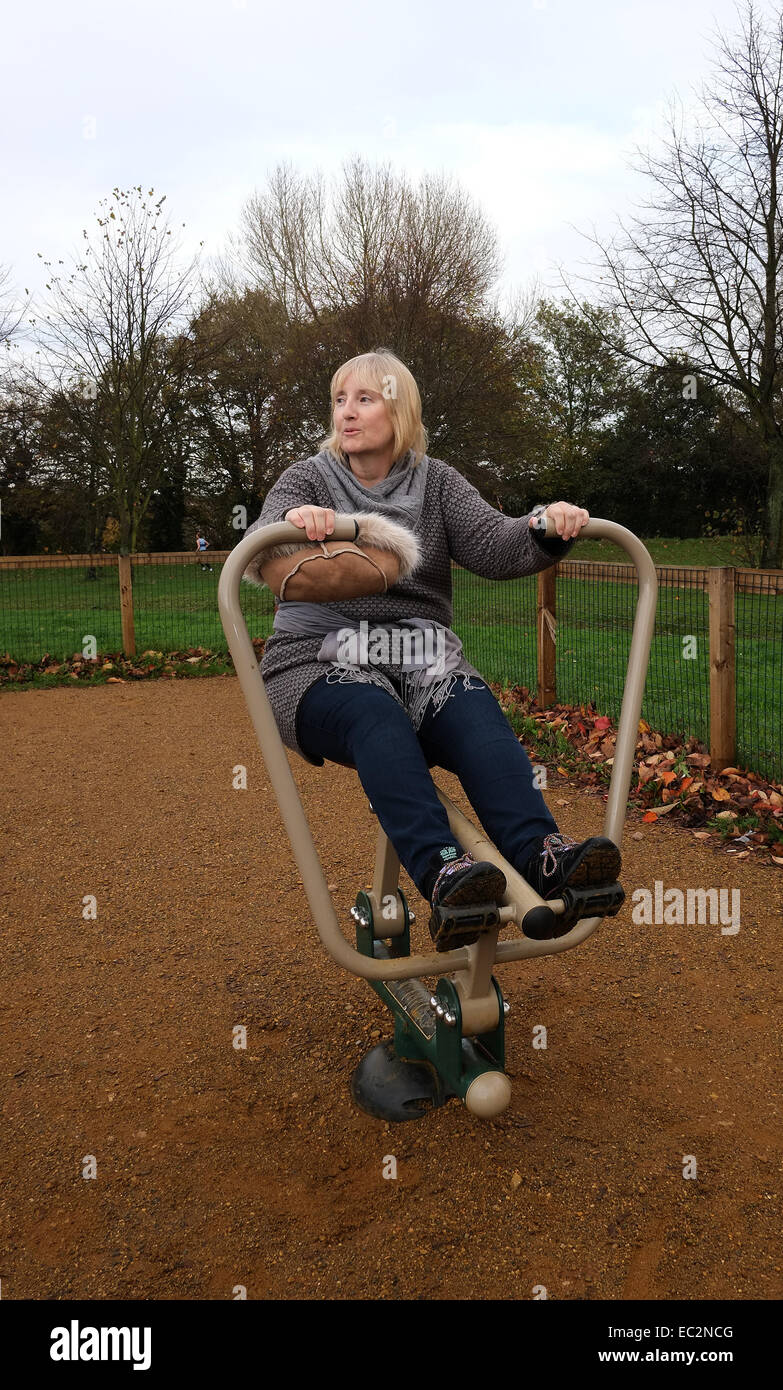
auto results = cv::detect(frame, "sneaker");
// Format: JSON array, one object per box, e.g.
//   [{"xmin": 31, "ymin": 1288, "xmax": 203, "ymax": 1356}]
[
  {"xmin": 427, "ymin": 851, "xmax": 507, "ymax": 952},
  {"xmin": 522, "ymin": 833, "xmax": 621, "ymax": 901}
]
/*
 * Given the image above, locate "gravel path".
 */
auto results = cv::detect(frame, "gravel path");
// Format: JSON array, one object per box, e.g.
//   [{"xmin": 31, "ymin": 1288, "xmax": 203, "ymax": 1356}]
[{"xmin": 1, "ymin": 677, "xmax": 781, "ymax": 1300}]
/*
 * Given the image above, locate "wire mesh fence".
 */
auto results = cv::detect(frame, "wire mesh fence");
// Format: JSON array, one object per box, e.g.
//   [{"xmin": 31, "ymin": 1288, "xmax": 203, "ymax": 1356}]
[
  {"xmin": 0, "ymin": 553, "xmax": 272, "ymax": 661},
  {"xmin": 555, "ymin": 564, "xmax": 711, "ymax": 749},
  {"xmin": 1, "ymin": 550, "xmax": 781, "ymax": 782},
  {"xmin": 734, "ymin": 570, "xmax": 783, "ymax": 784}
]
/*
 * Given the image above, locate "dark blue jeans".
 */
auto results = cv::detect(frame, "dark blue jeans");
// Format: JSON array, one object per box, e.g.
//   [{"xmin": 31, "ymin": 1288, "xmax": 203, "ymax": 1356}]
[{"xmin": 296, "ymin": 672, "xmax": 559, "ymax": 895}]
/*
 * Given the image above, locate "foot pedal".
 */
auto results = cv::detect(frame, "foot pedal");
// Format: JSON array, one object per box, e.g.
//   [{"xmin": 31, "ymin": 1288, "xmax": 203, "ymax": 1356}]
[
  {"xmin": 429, "ymin": 901, "xmax": 502, "ymax": 952},
  {"xmin": 521, "ymin": 882, "xmax": 625, "ymax": 940},
  {"xmin": 557, "ymin": 881, "xmax": 625, "ymax": 935}
]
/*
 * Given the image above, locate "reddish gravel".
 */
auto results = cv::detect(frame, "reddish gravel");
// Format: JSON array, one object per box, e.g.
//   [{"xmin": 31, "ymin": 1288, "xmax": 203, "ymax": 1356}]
[{"xmin": 1, "ymin": 676, "xmax": 781, "ymax": 1301}]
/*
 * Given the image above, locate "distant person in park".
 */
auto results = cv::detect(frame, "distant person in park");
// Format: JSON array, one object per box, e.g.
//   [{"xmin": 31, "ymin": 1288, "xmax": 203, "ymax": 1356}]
[
  {"xmin": 196, "ymin": 533, "xmax": 213, "ymax": 572},
  {"xmin": 243, "ymin": 349, "xmax": 621, "ymax": 951}
]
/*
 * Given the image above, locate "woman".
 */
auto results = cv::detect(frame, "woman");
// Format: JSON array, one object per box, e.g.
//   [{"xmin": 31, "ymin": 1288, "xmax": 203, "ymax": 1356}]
[{"xmin": 244, "ymin": 350, "xmax": 620, "ymax": 950}]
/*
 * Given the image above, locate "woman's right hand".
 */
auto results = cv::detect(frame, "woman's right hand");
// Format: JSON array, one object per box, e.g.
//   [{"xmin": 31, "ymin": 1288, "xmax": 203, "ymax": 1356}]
[{"xmin": 285, "ymin": 506, "xmax": 335, "ymax": 541}]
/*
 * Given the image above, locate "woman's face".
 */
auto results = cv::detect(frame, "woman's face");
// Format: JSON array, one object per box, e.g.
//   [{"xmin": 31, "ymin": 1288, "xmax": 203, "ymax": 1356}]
[{"xmin": 333, "ymin": 373, "xmax": 395, "ymax": 459}]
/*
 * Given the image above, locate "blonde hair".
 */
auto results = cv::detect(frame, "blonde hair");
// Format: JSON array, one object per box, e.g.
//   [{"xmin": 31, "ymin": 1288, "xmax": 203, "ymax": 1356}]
[{"xmin": 319, "ymin": 349, "xmax": 428, "ymax": 468}]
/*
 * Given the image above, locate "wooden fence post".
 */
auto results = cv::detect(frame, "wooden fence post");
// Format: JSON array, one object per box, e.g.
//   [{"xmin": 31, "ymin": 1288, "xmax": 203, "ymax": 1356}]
[
  {"xmin": 537, "ymin": 564, "xmax": 557, "ymax": 707},
  {"xmin": 118, "ymin": 554, "xmax": 136, "ymax": 657},
  {"xmin": 708, "ymin": 566, "xmax": 735, "ymax": 771}
]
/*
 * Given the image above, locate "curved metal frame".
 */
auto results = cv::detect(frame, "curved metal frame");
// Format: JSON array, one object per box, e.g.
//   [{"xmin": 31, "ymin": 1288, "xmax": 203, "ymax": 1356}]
[{"xmin": 218, "ymin": 516, "xmax": 658, "ymax": 982}]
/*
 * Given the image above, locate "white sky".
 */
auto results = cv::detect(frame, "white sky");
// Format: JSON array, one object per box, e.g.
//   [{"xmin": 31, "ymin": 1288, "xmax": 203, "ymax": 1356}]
[{"xmin": 0, "ymin": 0, "xmax": 771, "ymax": 318}]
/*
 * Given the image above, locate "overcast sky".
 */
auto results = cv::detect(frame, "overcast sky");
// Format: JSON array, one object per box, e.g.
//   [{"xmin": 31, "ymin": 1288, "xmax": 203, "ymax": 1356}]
[{"xmin": 1, "ymin": 0, "xmax": 772, "ymax": 318}]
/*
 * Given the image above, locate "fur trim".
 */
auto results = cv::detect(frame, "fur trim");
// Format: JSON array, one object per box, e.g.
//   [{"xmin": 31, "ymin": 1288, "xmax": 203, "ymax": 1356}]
[{"xmin": 243, "ymin": 511, "xmax": 421, "ymax": 588}]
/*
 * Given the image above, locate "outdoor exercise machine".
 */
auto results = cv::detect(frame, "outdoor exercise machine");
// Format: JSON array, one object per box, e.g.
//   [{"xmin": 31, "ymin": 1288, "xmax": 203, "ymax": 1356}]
[{"xmin": 218, "ymin": 514, "xmax": 658, "ymax": 1122}]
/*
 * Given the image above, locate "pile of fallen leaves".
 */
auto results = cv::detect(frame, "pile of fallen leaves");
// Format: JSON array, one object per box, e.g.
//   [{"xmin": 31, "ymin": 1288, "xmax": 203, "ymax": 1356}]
[
  {"xmin": 0, "ymin": 643, "xmax": 265, "ymax": 685},
  {"xmin": 496, "ymin": 683, "xmax": 783, "ymax": 866}
]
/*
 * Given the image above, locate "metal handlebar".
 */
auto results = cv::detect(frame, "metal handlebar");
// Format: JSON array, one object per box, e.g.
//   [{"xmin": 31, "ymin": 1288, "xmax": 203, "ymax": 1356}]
[
  {"xmin": 533, "ymin": 514, "xmax": 659, "ymax": 849},
  {"xmin": 218, "ymin": 515, "xmax": 658, "ymax": 982}
]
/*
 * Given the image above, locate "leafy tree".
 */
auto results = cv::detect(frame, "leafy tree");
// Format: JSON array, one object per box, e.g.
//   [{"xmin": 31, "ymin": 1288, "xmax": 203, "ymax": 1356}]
[{"xmin": 530, "ymin": 298, "xmax": 629, "ymax": 500}]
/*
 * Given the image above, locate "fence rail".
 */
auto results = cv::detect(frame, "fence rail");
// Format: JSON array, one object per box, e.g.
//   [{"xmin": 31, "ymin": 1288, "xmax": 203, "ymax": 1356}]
[{"xmin": 1, "ymin": 550, "xmax": 781, "ymax": 782}]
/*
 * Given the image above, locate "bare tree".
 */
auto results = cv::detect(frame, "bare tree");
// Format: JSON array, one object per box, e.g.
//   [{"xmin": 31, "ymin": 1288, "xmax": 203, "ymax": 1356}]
[
  {"xmin": 0, "ymin": 264, "xmax": 27, "ymax": 351},
  {"xmin": 237, "ymin": 156, "xmax": 501, "ymax": 328},
  {"xmin": 564, "ymin": 0, "xmax": 783, "ymax": 566},
  {"xmin": 32, "ymin": 187, "xmax": 200, "ymax": 552}
]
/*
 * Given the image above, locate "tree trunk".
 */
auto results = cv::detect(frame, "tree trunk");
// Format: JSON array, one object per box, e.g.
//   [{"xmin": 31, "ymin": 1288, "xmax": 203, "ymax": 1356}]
[{"xmin": 760, "ymin": 430, "xmax": 783, "ymax": 568}]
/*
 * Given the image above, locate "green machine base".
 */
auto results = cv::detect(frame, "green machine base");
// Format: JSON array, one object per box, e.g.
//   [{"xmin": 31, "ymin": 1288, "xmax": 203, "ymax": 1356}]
[{"xmin": 351, "ymin": 890, "xmax": 506, "ymax": 1123}]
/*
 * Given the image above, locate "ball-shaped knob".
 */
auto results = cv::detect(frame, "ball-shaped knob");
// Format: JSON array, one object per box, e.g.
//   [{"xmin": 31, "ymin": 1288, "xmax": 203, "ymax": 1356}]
[{"xmin": 464, "ymin": 1070, "xmax": 513, "ymax": 1118}]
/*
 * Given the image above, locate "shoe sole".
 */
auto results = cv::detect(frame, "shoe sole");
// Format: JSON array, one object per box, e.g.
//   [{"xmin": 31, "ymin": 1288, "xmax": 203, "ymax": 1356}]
[
  {"xmin": 430, "ymin": 865, "xmax": 507, "ymax": 952},
  {"xmin": 544, "ymin": 839, "xmax": 622, "ymax": 897}
]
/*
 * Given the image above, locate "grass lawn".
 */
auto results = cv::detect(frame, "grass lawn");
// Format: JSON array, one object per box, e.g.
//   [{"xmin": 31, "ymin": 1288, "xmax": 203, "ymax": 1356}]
[{"xmin": 572, "ymin": 533, "xmax": 763, "ymax": 567}]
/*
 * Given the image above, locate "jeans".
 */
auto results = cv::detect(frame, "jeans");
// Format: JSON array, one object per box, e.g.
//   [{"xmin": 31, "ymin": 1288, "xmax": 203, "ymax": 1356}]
[{"xmin": 296, "ymin": 672, "xmax": 559, "ymax": 896}]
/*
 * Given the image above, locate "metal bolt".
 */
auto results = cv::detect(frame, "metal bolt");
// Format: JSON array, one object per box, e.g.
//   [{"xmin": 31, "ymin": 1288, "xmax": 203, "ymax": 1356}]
[
  {"xmin": 503, "ymin": 1001, "xmax": 510, "ymax": 1014},
  {"xmin": 444, "ymin": 1011, "xmax": 456, "ymax": 1026},
  {"xmin": 435, "ymin": 1004, "xmax": 444, "ymax": 1018},
  {"xmin": 429, "ymin": 995, "xmax": 438, "ymax": 1009}
]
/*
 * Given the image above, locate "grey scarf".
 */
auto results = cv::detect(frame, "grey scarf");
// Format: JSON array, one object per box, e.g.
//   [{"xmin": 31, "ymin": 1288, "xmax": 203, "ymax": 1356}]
[
  {"xmin": 273, "ymin": 606, "xmax": 471, "ymax": 732},
  {"xmin": 273, "ymin": 608, "xmax": 464, "ymax": 682},
  {"xmin": 311, "ymin": 447, "xmax": 428, "ymax": 531}
]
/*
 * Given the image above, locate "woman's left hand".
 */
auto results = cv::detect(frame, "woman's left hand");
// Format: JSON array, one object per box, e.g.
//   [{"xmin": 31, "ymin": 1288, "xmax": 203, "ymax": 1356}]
[{"xmin": 529, "ymin": 501, "xmax": 590, "ymax": 541}]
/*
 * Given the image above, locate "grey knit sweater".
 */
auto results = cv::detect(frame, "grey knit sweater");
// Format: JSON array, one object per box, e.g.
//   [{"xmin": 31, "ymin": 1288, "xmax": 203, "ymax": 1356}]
[{"xmin": 244, "ymin": 454, "xmax": 574, "ymax": 765}]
